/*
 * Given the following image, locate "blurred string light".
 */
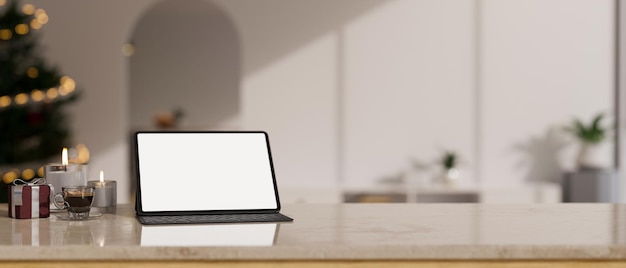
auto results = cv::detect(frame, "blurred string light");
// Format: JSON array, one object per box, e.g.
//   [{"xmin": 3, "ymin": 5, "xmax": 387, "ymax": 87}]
[
  {"xmin": 2, "ymin": 170, "xmax": 18, "ymax": 184},
  {"xmin": 22, "ymin": 4, "xmax": 34, "ymax": 15},
  {"xmin": 0, "ymin": 29, "xmax": 11, "ymax": 40},
  {"xmin": 122, "ymin": 43, "xmax": 135, "ymax": 57},
  {"xmin": 46, "ymin": 87, "xmax": 58, "ymax": 99},
  {"xmin": 72, "ymin": 144, "xmax": 90, "ymax": 163},
  {"xmin": 0, "ymin": 144, "xmax": 90, "ymax": 184},
  {"xmin": 0, "ymin": 96, "xmax": 10, "ymax": 107},
  {"xmin": 0, "ymin": 3, "xmax": 83, "ymax": 185},
  {"xmin": 35, "ymin": 10, "xmax": 48, "ymax": 24},
  {"xmin": 0, "ymin": 4, "xmax": 48, "ymax": 41},
  {"xmin": 0, "ymin": 75, "xmax": 77, "ymax": 109},
  {"xmin": 14, "ymin": 23, "xmax": 28, "ymax": 35},
  {"xmin": 26, "ymin": 66, "xmax": 38, "ymax": 78},
  {"xmin": 14, "ymin": 93, "xmax": 28, "ymax": 105},
  {"xmin": 0, "ymin": 3, "xmax": 54, "ymax": 107},
  {"xmin": 30, "ymin": 18, "xmax": 41, "ymax": 30},
  {"xmin": 21, "ymin": 169, "xmax": 35, "ymax": 180},
  {"xmin": 31, "ymin": 89, "xmax": 44, "ymax": 102}
]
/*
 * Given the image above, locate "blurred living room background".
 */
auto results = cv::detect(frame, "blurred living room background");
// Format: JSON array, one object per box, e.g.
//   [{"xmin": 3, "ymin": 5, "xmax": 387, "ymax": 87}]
[{"xmin": 1, "ymin": 0, "xmax": 625, "ymax": 204}]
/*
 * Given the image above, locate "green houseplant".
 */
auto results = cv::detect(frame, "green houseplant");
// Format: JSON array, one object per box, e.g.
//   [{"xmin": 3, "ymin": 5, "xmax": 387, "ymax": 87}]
[
  {"xmin": 442, "ymin": 151, "xmax": 457, "ymax": 170},
  {"xmin": 439, "ymin": 151, "xmax": 460, "ymax": 185},
  {"xmin": 566, "ymin": 113, "xmax": 608, "ymax": 170}
]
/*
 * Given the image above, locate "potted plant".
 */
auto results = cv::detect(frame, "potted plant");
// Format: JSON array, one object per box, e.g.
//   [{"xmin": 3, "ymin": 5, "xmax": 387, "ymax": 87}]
[
  {"xmin": 440, "ymin": 151, "xmax": 460, "ymax": 185},
  {"xmin": 563, "ymin": 112, "xmax": 618, "ymax": 202},
  {"xmin": 566, "ymin": 112, "xmax": 608, "ymax": 170},
  {"xmin": 154, "ymin": 107, "xmax": 185, "ymax": 129}
]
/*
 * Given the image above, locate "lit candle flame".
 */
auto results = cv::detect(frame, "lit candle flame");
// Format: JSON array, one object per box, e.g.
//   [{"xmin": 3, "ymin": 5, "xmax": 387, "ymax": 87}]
[
  {"xmin": 100, "ymin": 170, "xmax": 104, "ymax": 183},
  {"xmin": 62, "ymin": 147, "xmax": 68, "ymax": 166}
]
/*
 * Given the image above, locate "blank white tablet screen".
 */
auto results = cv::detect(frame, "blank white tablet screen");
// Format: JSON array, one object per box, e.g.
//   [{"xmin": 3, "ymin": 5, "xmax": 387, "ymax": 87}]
[{"xmin": 137, "ymin": 132, "xmax": 278, "ymax": 212}]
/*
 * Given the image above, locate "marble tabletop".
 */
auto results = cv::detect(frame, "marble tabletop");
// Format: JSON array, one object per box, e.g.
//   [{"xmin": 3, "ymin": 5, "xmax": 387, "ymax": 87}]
[{"xmin": 2, "ymin": 203, "xmax": 626, "ymax": 260}]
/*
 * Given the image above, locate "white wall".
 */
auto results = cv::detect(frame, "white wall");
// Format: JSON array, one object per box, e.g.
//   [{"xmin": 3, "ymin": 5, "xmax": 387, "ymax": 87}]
[
  {"xmin": 242, "ymin": 34, "xmax": 339, "ymax": 189},
  {"xmin": 221, "ymin": 0, "xmax": 391, "ymax": 191},
  {"xmin": 481, "ymin": 0, "xmax": 614, "ymax": 188},
  {"xmin": 342, "ymin": 0, "xmax": 475, "ymax": 188},
  {"xmin": 22, "ymin": 0, "xmax": 615, "ymax": 203}
]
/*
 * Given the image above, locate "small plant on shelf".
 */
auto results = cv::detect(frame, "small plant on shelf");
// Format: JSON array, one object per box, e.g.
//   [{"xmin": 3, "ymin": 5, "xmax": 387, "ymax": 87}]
[
  {"xmin": 565, "ymin": 112, "xmax": 609, "ymax": 170},
  {"xmin": 442, "ymin": 151, "xmax": 457, "ymax": 171},
  {"xmin": 566, "ymin": 113, "xmax": 606, "ymax": 144},
  {"xmin": 439, "ymin": 150, "xmax": 460, "ymax": 186}
]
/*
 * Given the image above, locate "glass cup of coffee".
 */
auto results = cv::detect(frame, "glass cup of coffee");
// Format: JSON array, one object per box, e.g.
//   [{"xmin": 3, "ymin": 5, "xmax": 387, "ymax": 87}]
[{"xmin": 54, "ymin": 186, "xmax": 96, "ymax": 220}]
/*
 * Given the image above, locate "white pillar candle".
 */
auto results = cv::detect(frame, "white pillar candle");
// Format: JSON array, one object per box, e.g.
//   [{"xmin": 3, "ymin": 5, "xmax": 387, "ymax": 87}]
[
  {"xmin": 45, "ymin": 148, "xmax": 88, "ymax": 197},
  {"xmin": 88, "ymin": 171, "xmax": 117, "ymax": 213}
]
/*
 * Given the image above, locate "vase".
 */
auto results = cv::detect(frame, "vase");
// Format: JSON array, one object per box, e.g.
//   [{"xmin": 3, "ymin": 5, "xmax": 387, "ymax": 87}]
[
  {"xmin": 576, "ymin": 142, "xmax": 607, "ymax": 170},
  {"xmin": 441, "ymin": 168, "xmax": 460, "ymax": 186}
]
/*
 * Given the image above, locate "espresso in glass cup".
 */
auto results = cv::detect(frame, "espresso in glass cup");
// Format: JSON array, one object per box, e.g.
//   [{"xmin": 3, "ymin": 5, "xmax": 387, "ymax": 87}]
[{"xmin": 54, "ymin": 186, "xmax": 95, "ymax": 220}]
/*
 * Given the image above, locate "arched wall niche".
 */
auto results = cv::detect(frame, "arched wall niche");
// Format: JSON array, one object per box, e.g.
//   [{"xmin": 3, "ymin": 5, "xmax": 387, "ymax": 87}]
[{"xmin": 128, "ymin": 0, "xmax": 241, "ymax": 131}]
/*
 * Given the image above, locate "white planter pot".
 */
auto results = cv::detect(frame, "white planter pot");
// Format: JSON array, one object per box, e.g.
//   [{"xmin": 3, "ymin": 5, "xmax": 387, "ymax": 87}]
[
  {"xmin": 440, "ymin": 168, "xmax": 460, "ymax": 186},
  {"xmin": 576, "ymin": 142, "xmax": 608, "ymax": 170}
]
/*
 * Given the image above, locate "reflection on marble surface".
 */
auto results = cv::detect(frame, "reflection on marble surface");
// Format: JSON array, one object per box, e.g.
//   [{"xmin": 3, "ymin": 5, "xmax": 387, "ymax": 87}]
[
  {"xmin": 2, "ymin": 204, "xmax": 626, "ymax": 260},
  {"xmin": 140, "ymin": 223, "xmax": 278, "ymax": 246},
  {"xmin": 11, "ymin": 219, "xmax": 50, "ymax": 246},
  {"xmin": 52, "ymin": 220, "xmax": 95, "ymax": 245}
]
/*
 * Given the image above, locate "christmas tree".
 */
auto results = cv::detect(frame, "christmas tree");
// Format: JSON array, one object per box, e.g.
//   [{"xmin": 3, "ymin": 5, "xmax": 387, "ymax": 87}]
[{"xmin": 0, "ymin": 0, "xmax": 80, "ymax": 200}]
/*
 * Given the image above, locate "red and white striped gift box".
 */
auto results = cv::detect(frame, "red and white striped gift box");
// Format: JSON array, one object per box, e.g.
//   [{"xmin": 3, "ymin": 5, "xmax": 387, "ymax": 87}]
[{"xmin": 8, "ymin": 184, "xmax": 51, "ymax": 219}]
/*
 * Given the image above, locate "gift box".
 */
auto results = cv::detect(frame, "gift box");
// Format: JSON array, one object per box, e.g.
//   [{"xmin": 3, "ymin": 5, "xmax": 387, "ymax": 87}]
[{"xmin": 8, "ymin": 180, "xmax": 51, "ymax": 219}]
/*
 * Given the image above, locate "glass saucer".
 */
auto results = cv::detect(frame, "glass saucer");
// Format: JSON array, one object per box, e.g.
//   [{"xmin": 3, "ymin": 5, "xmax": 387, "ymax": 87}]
[
  {"xmin": 50, "ymin": 207, "xmax": 66, "ymax": 213},
  {"xmin": 55, "ymin": 212, "xmax": 103, "ymax": 221}
]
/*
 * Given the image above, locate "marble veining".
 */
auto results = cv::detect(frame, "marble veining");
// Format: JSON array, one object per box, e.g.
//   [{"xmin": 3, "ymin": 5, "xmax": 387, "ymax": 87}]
[{"xmin": 1, "ymin": 203, "xmax": 626, "ymax": 260}]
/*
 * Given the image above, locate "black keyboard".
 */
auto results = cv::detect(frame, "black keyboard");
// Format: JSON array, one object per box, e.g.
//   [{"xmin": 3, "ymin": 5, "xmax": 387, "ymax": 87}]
[{"xmin": 139, "ymin": 213, "xmax": 293, "ymax": 225}]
